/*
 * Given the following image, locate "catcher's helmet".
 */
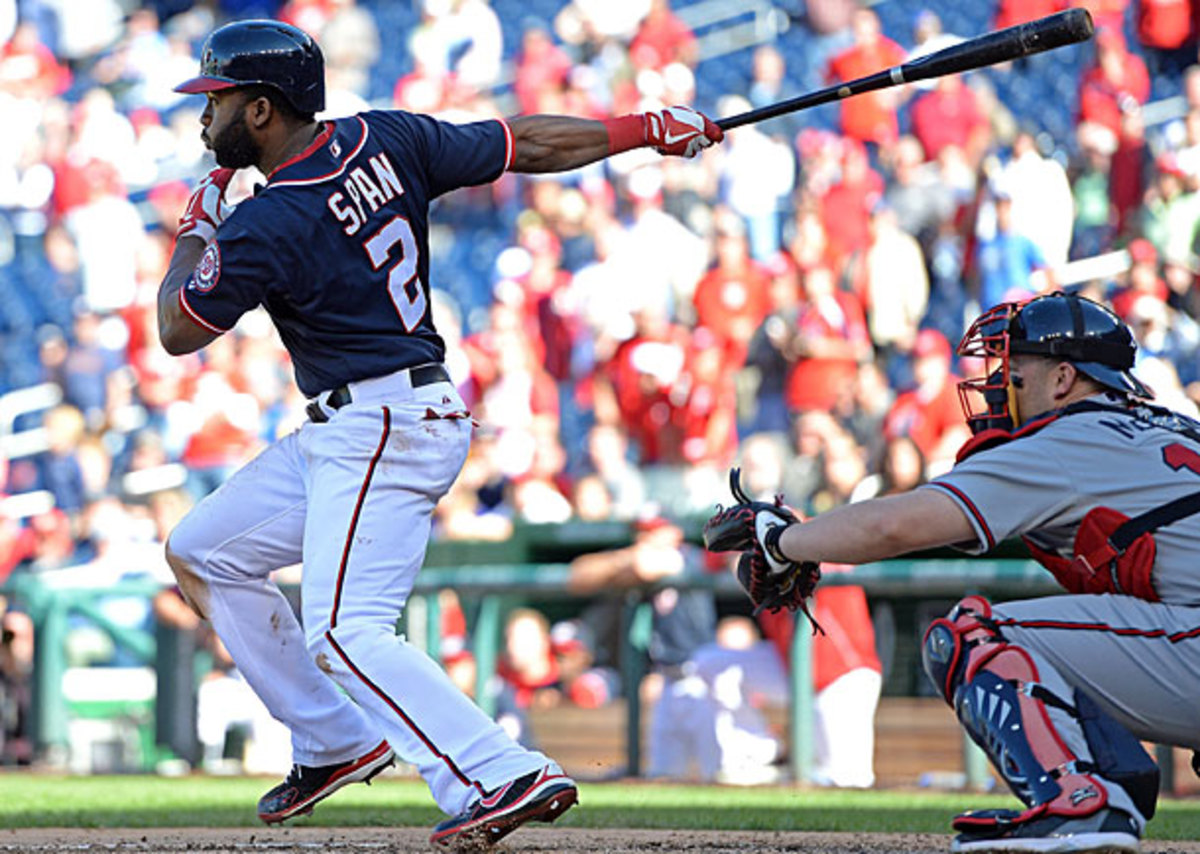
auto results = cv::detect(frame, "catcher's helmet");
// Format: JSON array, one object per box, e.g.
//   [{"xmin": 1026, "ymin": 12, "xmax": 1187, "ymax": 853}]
[
  {"xmin": 957, "ymin": 292, "xmax": 1152, "ymax": 432},
  {"xmin": 174, "ymin": 20, "xmax": 325, "ymax": 115}
]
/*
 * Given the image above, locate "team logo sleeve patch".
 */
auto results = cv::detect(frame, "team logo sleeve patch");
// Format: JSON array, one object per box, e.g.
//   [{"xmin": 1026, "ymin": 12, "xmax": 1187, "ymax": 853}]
[{"xmin": 190, "ymin": 242, "xmax": 222, "ymax": 293}]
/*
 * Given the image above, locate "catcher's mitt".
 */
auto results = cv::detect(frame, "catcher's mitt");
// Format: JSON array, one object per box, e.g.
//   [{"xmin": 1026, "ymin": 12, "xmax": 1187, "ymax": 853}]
[{"xmin": 703, "ymin": 468, "xmax": 823, "ymax": 630}]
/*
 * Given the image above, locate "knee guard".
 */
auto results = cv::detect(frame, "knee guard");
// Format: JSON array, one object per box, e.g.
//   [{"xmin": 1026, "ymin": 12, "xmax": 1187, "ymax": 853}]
[{"xmin": 921, "ymin": 596, "xmax": 1158, "ymax": 824}]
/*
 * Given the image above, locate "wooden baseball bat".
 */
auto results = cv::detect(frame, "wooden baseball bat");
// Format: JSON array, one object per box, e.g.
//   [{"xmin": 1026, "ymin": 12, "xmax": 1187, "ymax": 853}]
[{"xmin": 716, "ymin": 8, "xmax": 1095, "ymax": 132}]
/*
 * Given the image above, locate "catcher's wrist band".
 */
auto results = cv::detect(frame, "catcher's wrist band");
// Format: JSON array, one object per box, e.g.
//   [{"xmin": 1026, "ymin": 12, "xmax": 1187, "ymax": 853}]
[
  {"xmin": 763, "ymin": 524, "xmax": 791, "ymax": 565},
  {"xmin": 603, "ymin": 114, "xmax": 647, "ymax": 155}
]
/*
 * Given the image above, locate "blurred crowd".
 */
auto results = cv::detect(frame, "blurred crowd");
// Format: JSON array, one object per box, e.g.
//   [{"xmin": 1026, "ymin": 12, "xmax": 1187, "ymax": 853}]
[{"xmin": 1, "ymin": 0, "xmax": 1200, "ymax": 770}]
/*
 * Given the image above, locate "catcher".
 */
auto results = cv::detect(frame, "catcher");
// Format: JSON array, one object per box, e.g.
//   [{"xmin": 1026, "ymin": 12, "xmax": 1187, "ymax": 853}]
[{"xmin": 704, "ymin": 292, "xmax": 1200, "ymax": 854}]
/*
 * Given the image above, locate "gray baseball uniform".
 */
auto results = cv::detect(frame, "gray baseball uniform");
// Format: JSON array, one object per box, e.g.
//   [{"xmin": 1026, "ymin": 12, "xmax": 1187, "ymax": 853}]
[{"xmin": 925, "ymin": 393, "xmax": 1200, "ymax": 749}]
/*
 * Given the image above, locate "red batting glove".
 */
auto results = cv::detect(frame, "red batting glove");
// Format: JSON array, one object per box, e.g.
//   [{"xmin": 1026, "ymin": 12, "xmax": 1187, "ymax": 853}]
[
  {"xmin": 177, "ymin": 168, "xmax": 236, "ymax": 244},
  {"xmin": 643, "ymin": 105, "xmax": 723, "ymax": 157},
  {"xmin": 603, "ymin": 105, "xmax": 724, "ymax": 158}
]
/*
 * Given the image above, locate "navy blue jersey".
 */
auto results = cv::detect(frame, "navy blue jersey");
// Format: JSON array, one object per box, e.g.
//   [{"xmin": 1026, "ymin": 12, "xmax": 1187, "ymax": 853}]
[{"xmin": 178, "ymin": 110, "xmax": 514, "ymax": 397}]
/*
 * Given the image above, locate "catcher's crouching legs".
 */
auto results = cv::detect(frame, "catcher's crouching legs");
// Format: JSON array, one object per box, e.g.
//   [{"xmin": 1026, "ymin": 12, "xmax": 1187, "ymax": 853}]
[{"xmin": 922, "ymin": 595, "xmax": 1156, "ymax": 852}]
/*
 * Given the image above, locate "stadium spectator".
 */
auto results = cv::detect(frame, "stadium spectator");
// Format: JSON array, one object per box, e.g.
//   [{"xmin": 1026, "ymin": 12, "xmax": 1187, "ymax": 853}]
[
  {"xmin": 882, "ymin": 328, "xmax": 971, "ymax": 476},
  {"xmin": 818, "ymin": 138, "xmax": 884, "ymax": 271},
  {"xmin": 856, "ymin": 200, "xmax": 929, "ymax": 374},
  {"xmin": 974, "ymin": 187, "xmax": 1053, "ymax": 309},
  {"xmin": 714, "ymin": 96, "xmax": 796, "ymax": 262},
  {"xmin": 994, "ymin": 130, "xmax": 1075, "ymax": 267},
  {"xmin": 783, "ymin": 264, "xmax": 872, "ymax": 416},
  {"xmin": 1111, "ymin": 237, "xmax": 1170, "ymax": 319},
  {"xmin": 909, "ymin": 73, "xmax": 990, "ymax": 167},
  {"xmin": 880, "ymin": 136, "xmax": 956, "ymax": 253},
  {"xmin": 629, "ymin": 0, "xmax": 697, "ymax": 70},
  {"xmin": 692, "ymin": 213, "xmax": 771, "ymax": 354},
  {"xmin": 994, "ymin": 0, "xmax": 1063, "ymax": 31},
  {"xmin": 736, "ymin": 430, "xmax": 882, "ymax": 788},
  {"xmin": 1139, "ymin": 151, "xmax": 1200, "ymax": 266},
  {"xmin": 824, "ymin": 8, "xmax": 907, "ymax": 147},
  {"xmin": 1078, "ymin": 27, "xmax": 1151, "ymax": 140},
  {"xmin": 497, "ymin": 607, "xmax": 563, "ymax": 711},
  {"xmin": 567, "ymin": 507, "xmax": 718, "ymax": 781},
  {"xmin": 514, "ymin": 27, "xmax": 573, "ymax": 115},
  {"xmin": 743, "ymin": 252, "xmax": 804, "ymax": 436},
  {"xmin": 0, "ymin": 21, "xmax": 70, "ymax": 99}
]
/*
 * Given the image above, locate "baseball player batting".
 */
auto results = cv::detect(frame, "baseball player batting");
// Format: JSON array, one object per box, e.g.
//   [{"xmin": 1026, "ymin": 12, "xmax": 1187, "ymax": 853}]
[
  {"xmin": 157, "ymin": 19, "xmax": 722, "ymax": 848},
  {"xmin": 705, "ymin": 292, "xmax": 1200, "ymax": 853}
]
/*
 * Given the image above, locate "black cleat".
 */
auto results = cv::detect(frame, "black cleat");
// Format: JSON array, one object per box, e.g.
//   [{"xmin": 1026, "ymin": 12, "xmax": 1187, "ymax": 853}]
[
  {"xmin": 952, "ymin": 806, "xmax": 1140, "ymax": 853},
  {"xmin": 257, "ymin": 740, "xmax": 394, "ymax": 824},
  {"xmin": 429, "ymin": 764, "xmax": 578, "ymax": 848}
]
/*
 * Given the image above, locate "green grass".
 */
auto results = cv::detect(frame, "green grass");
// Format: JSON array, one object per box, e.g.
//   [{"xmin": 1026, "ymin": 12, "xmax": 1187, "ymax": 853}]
[{"xmin": 0, "ymin": 775, "xmax": 1198, "ymax": 839}]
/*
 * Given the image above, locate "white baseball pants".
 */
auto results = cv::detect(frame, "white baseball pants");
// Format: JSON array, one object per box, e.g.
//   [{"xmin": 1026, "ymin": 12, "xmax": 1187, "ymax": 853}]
[{"xmin": 167, "ymin": 370, "xmax": 548, "ymax": 814}]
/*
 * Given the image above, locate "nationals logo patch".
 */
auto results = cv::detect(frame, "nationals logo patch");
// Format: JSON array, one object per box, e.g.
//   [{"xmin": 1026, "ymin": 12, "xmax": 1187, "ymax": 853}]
[{"xmin": 190, "ymin": 242, "xmax": 221, "ymax": 293}]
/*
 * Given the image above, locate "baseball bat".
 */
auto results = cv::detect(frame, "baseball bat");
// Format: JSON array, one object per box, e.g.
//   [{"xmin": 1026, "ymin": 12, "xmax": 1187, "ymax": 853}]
[{"xmin": 716, "ymin": 8, "xmax": 1095, "ymax": 132}]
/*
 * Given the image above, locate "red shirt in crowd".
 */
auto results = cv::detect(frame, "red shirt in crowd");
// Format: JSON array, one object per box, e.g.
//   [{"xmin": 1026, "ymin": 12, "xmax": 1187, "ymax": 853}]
[
  {"xmin": 883, "ymin": 376, "xmax": 965, "ymax": 461},
  {"xmin": 514, "ymin": 30, "xmax": 573, "ymax": 114},
  {"xmin": 825, "ymin": 36, "xmax": 907, "ymax": 145},
  {"xmin": 785, "ymin": 289, "xmax": 871, "ymax": 413},
  {"xmin": 1078, "ymin": 32, "xmax": 1150, "ymax": 136},
  {"xmin": 819, "ymin": 146, "xmax": 885, "ymax": 268},
  {"xmin": 994, "ymin": 0, "xmax": 1064, "ymax": 30},
  {"xmin": 603, "ymin": 325, "xmax": 692, "ymax": 464},
  {"xmin": 910, "ymin": 79, "xmax": 988, "ymax": 161},
  {"xmin": 692, "ymin": 262, "xmax": 772, "ymax": 352},
  {"xmin": 1137, "ymin": 0, "xmax": 1194, "ymax": 49},
  {"xmin": 629, "ymin": 4, "xmax": 697, "ymax": 69}
]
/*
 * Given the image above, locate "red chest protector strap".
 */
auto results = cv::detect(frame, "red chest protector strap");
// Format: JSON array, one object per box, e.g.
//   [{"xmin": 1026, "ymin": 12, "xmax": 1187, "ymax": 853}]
[{"xmin": 956, "ymin": 401, "xmax": 1200, "ymax": 602}]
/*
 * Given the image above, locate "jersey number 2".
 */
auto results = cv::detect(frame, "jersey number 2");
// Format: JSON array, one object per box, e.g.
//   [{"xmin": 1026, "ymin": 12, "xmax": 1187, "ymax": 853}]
[{"xmin": 364, "ymin": 215, "xmax": 425, "ymax": 332}]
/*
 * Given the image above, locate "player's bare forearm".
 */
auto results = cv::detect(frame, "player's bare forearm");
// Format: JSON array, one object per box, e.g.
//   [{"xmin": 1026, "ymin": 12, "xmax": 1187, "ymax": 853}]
[
  {"xmin": 508, "ymin": 115, "xmax": 612, "ymax": 173},
  {"xmin": 158, "ymin": 236, "xmax": 219, "ymax": 355},
  {"xmin": 566, "ymin": 547, "xmax": 639, "ymax": 594},
  {"xmin": 776, "ymin": 489, "xmax": 976, "ymax": 564}
]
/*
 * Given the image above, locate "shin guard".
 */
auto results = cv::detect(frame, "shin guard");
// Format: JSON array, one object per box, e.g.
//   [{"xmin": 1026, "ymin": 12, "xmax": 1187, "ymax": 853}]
[{"xmin": 922, "ymin": 596, "xmax": 1148, "ymax": 836}]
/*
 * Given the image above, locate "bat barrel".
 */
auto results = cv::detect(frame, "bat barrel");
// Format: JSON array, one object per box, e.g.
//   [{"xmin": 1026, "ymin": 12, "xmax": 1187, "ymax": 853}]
[
  {"xmin": 715, "ymin": 9, "xmax": 1094, "ymax": 132},
  {"xmin": 901, "ymin": 9, "xmax": 1094, "ymax": 83}
]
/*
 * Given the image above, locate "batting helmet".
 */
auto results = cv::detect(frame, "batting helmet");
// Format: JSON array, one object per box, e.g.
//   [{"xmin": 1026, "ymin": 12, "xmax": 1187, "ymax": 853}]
[
  {"xmin": 957, "ymin": 292, "xmax": 1152, "ymax": 432},
  {"xmin": 174, "ymin": 20, "xmax": 325, "ymax": 115}
]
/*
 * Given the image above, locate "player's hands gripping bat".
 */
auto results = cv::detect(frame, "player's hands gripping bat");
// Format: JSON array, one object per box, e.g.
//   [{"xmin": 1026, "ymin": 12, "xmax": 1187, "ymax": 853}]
[
  {"xmin": 703, "ymin": 468, "xmax": 823, "ymax": 629},
  {"xmin": 177, "ymin": 167, "xmax": 236, "ymax": 244},
  {"xmin": 643, "ymin": 106, "xmax": 723, "ymax": 158}
]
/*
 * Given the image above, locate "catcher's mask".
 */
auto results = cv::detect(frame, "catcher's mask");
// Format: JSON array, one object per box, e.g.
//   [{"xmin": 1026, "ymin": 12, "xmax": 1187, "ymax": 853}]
[{"xmin": 957, "ymin": 292, "xmax": 1153, "ymax": 433}]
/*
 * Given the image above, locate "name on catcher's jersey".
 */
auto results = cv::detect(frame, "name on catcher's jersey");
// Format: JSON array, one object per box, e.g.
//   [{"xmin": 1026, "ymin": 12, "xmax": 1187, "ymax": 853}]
[
  {"xmin": 179, "ymin": 110, "xmax": 514, "ymax": 397},
  {"xmin": 922, "ymin": 399, "xmax": 1200, "ymax": 603}
]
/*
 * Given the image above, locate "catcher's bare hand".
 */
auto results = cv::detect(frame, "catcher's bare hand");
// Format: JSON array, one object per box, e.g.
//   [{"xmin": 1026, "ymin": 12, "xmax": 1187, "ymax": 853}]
[{"xmin": 703, "ymin": 468, "xmax": 823, "ymax": 629}]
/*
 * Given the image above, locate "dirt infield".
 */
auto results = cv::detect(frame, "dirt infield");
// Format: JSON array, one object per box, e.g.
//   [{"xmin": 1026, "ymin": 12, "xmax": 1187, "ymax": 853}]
[{"xmin": 1, "ymin": 828, "xmax": 1200, "ymax": 853}]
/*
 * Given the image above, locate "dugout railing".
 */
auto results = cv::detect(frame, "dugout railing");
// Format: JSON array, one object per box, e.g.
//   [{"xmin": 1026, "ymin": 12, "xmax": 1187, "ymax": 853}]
[{"xmin": 3, "ymin": 550, "xmax": 1093, "ymax": 789}]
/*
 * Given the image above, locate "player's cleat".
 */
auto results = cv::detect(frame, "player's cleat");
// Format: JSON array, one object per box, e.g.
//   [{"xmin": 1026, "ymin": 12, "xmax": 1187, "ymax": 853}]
[
  {"xmin": 951, "ymin": 806, "xmax": 1141, "ymax": 853},
  {"xmin": 257, "ymin": 740, "xmax": 394, "ymax": 824},
  {"xmin": 429, "ymin": 763, "xmax": 578, "ymax": 848}
]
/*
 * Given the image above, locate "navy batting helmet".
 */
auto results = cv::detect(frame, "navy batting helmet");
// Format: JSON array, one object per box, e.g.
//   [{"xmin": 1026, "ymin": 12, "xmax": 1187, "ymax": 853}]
[
  {"xmin": 957, "ymin": 292, "xmax": 1152, "ymax": 432},
  {"xmin": 174, "ymin": 20, "xmax": 325, "ymax": 115}
]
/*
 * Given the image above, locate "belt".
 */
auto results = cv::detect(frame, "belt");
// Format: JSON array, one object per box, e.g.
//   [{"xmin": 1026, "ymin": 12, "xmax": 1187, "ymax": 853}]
[{"xmin": 306, "ymin": 363, "xmax": 451, "ymax": 423}]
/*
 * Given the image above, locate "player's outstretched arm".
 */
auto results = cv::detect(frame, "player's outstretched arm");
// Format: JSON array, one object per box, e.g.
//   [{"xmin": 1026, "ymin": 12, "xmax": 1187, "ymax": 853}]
[
  {"xmin": 774, "ymin": 489, "xmax": 976, "ymax": 566},
  {"xmin": 508, "ymin": 105, "xmax": 723, "ymax": 173}
]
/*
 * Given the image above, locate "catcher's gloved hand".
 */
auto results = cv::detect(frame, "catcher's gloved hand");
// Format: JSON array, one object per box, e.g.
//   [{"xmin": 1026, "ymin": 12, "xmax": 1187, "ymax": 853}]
[
  {"xmin": 177, "ymin": 167, "xmax": 236, "ymax": 244},
  {"xmin": 703, "ymin": 467, "xmax": 823, "ymax": 630},
  {"xmin": 643, "ymin": 106, "xmax": 724, "ymax": 158}
]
